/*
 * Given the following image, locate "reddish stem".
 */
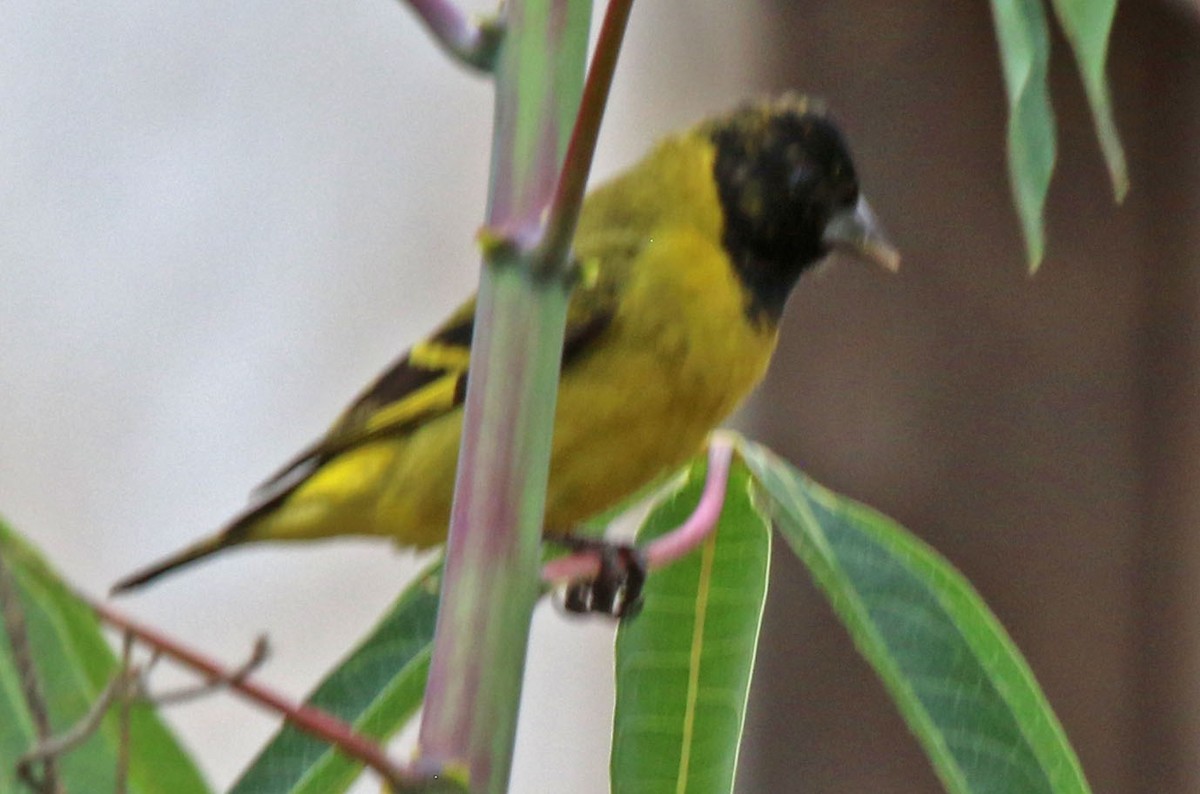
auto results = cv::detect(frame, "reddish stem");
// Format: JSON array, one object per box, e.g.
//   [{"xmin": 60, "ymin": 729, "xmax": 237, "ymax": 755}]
[
  {"xmin": 88, "ymin": 600, "xmax": 430, "ymax": 790},
  {"xmin": 537, "ymin": 0, "xmax": 636, "ymax": 269}
]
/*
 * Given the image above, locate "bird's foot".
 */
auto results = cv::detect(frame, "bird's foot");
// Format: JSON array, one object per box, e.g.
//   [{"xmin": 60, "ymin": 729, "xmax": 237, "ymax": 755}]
[{"xmin": 553, "ymin": 536, "xmax": 647, "ymax": 619}]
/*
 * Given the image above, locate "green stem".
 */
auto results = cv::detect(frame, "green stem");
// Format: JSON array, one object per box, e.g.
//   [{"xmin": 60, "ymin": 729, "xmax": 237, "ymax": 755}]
[
  {"xmin": 418, "ymin": 266, "xmax": 571, "ymax": 791},
  {"xmin": 417, "ymin": 1, "xmax": 637, "ymax": 788},
  {"xmin": 416, "ymin": 1, "xmax": 592, "ymax": 791}
]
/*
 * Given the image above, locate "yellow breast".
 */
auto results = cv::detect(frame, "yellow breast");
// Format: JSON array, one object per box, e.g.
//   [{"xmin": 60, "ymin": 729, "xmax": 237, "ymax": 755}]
[{"xmin": 542, "ymin": 224, "xmax": 777, "ymax": 531}]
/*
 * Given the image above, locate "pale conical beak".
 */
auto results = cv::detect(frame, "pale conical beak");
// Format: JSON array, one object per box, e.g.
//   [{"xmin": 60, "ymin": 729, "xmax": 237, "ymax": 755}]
[{"xmin": 822, "ymin": 196, "xmax": 901, "ymax": 272}]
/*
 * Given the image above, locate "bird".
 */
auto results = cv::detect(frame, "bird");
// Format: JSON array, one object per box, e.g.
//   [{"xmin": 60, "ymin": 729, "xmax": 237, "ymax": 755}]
[{"xmin": 113, "ymin": 94, "xmax": 898, "ymax": 605}]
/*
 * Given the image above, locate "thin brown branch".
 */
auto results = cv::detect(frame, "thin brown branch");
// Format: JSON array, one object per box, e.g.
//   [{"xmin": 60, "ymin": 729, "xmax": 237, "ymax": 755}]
[
  {"xmin": 0, "ymin": 551, "xmax": 63, "ymax": 794},
  {"xmin": 18, "ymin": 635, "xmax": 144, "ymax": 793},
  {"xmin": 17, "ymin": 666, "xmax": 128, "ymax": 788},
  {"xmin": 403, "ymin": 0, "xmax": 504, "ymax": 72},
  {"xmin": 88, "ymin": 599, "xmax": 436, "ymax": 791}
]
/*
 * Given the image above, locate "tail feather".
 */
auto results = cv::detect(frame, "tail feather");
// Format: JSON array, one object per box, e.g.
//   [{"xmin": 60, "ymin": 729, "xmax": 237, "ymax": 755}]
[
  {"xmin": 110, "ymin": 533, "xmax": 236, "ymax": 594},
  {"xmin": 111, "ymin": 472, "xmax": 300, "ymax": 594}
]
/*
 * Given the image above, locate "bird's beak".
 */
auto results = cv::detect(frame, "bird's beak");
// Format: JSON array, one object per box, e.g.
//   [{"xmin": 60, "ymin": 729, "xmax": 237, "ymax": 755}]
[{"xmin": 822, "ymin": 196, "xmax": 901, "ymax": 272}]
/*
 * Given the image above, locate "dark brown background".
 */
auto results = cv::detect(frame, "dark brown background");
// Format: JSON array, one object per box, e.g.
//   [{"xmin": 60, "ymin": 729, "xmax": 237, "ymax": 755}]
[{"xmin": 740, "ymin": 2, "xmax": 1200, "ymax": 792}]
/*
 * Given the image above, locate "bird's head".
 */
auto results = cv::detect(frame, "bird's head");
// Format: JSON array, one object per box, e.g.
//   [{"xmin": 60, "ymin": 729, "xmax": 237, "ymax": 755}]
[{"xmin": 704, "ymin": 94, "xmax": 899, "ymax": 322}]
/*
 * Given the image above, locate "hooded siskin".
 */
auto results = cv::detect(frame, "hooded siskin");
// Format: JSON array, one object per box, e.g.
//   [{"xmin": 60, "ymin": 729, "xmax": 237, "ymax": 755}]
[{"xmin": 114, "ymin": 94, "xmax": 896, "ymax": 592}]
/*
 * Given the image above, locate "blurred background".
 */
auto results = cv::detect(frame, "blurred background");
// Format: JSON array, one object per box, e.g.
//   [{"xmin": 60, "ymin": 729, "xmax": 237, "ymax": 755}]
[{"xmin": 2, "ymin": 1, "xmax": 1198, "ymax": 791}]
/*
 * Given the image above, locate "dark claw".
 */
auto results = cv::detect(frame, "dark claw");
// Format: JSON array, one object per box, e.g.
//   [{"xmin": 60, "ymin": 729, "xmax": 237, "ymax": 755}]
[
  {"xmin": 555, "ymin": 537, "xmax": 648, "ymax": 619},
  {"xmin": 563, "ymin": 580, "xmax": 594, "ymax": 613}
]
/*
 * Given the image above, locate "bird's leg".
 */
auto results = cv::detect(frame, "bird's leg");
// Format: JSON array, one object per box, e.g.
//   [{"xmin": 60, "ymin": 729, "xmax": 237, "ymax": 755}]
[{"xmin": 550, "ymin": 535, "xmax": 647, "ymax": 619}]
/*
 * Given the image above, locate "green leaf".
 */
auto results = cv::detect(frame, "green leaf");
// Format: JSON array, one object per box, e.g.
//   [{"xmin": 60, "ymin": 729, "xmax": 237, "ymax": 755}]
[
  {"xmin": 611, "ymin": 456, "xmax": 771, "ymax": 794},
  {"xmin": 1046, "ymin": 0, "xmax": 1128, "ymax": 200},
  {"xmin": 988, "ymin": 0, "xmax": 1057, "ymax": 270},
  {"xmin": 0, "ymin": 519, "xmax": 210, "ymax": 794},
  {"xmin": 739, "ymin": 440, "xmax": 1090, "ymax": 794},
  {"xmin": 230, "ymin": 560, "xmax": 441, "ymax": 794}
]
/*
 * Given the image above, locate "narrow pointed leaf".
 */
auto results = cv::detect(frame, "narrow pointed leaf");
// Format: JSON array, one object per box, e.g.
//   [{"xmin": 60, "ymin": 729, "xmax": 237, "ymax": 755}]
[
  {"xmin": 611, "ymin": 457, "xmax": 771, "ymax": 794},
  {"xmin": 230, "ymin": 561, "xmax": 441, "ymax": 794},
  {"xmin": 0, "ymin": 519, "xmax": 210, "ymax": 794},
  {"xmin": 739, "ymin": 440, "xmax": 1090, "ymax": 794},
  {"xmin": 1047, "ymin": 0, "xmax": 1128, "ymax": 200},
  {"xmin": 989, "ymin": 0, "xmax": 1057, "ymax": 270}
]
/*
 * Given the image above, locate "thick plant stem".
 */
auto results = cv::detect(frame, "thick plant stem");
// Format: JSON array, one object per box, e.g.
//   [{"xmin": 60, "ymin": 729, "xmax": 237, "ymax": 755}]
[
  {"xmin": 419, "ymin": 268, "xmax": 570, "ymax": 790},
  {"xmin": 417, "ymin": 1, "xmax": 593, "ymax": 791}
]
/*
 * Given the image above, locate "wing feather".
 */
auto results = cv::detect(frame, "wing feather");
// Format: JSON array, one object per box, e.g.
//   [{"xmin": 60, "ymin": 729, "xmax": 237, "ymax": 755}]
[{"xmin": 253, "ymin": 286, "xmax": 615, "ymax": 498}]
